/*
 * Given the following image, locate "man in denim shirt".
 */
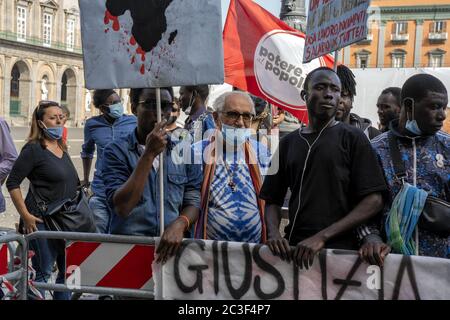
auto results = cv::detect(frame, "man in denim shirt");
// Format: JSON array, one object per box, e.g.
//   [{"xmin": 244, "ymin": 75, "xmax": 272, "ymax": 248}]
[
  {"xmin": 81, "ymin": 90, "xmax": 136, "ymax": 233},
  {"xmin": 102, "ymin": 87, "xmax": 202, "ymax": 263}
]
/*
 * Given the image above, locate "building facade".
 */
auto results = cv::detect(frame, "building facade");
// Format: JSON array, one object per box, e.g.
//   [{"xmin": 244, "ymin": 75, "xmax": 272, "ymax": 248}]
[
  {"xmin": 0, "ymin": 0, "xmax": 91, "ymax": 126},
  {"xmin": 338, "ymin": 0, "xmax": 450, "ymax": 69}
]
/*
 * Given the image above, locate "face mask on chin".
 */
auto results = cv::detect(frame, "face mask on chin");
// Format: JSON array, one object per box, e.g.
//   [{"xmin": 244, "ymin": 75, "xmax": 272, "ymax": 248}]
[
  {"xmin": 405, "ymin": 99, "xmax": 423, "ymax": 136},
  {"xmin": 184, "ymin": 91, "xmax": 197, "ymax": 115},
  {"xmin": 40, "ymin": 121, "xmax": 63, "ymax": 140},
  {"xmin": 221, "ymin": 123, "xmax": 251, "ymax": 147}
]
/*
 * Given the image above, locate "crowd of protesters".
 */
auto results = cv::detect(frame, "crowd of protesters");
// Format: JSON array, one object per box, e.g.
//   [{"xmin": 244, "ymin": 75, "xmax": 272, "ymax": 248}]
[{"xmin": 1, "ymin": 66, "xmax": 449, "ymax": 299}]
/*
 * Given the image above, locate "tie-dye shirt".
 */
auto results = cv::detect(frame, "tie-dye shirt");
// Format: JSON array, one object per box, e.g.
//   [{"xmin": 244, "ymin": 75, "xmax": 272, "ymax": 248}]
[{"xmin": 207, "ymin": 160, "xmax": 262, "ymax": 243}]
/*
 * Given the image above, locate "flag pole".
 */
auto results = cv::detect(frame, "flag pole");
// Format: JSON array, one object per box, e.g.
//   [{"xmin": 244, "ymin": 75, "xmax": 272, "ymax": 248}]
[
  {"xmin": 333, "ymin": 49, "xmax": 340, "ymax": 71},
  {"xmin": 156, "ymin": 87, "xmax": 164, "ymax": 235},
  {"xmin": 156, "ymin": 87, "xmax": 164, "ymax": 299}
]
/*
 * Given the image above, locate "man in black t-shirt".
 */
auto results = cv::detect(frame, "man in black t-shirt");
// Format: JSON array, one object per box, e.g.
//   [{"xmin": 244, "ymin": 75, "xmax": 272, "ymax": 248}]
[{"xmin": 260, "ymin": 67, "xmax": 387, "ymax": 269}]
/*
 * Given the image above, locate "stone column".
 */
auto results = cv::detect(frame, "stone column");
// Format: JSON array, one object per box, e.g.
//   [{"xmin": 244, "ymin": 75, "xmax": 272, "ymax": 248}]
[
  {"xmin": 31, "ymin": 0, "xmax": 39, "ymax": 38},
  {"xmin": 344, "ymin": 47, "xmax": 351, "ymax": 65},
  {"xmin": 377, "ymin": 21, "xmax": 386, "ymax": 68},
  {"xmin": 55, "ymin": 64, "xmax": 62, "ymax": 104},
  {"xmin": 3, "ymin": 56, "xmax": 12, "ymax": 122},
  {"xmin": 74, "ymin": 80, "xmax": 81, "ymax": 126},
  {"xmin": 414, "ymin": 19, "xmax": 424, "ymax": 68},
  {"xmin": 28, "ymin": 59, "xmax": 38, "ymax": 122},
  {"xmin": 5, "ymin": 0, "xmax": 13, "ymax": 33}
]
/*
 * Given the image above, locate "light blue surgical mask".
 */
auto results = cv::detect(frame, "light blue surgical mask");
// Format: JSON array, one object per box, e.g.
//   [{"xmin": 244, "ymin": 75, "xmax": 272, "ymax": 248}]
[
  {"xmin": 405, "ymin": 98, "xmax": 422, "ymax": 136},
  {"xmin": 108, "ymin": 103, "xmax": 124, "ymax": 119},
  {"xmin": 221, "ymin": 123, "xmax": 251, "ymax": 147},
  {"xmin": 40, "ymin": 122, "xmax": 63, "ymax": 140}
]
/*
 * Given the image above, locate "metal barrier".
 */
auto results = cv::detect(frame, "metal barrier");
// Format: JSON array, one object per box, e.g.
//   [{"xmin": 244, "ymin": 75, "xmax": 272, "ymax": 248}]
[
  {"xmin": 0, "ymin": 232, "xmax": 28, "ymax": 300},
  {"xmin": 25, "ymin": 231, "xmax": 156, "ymax": 299}
]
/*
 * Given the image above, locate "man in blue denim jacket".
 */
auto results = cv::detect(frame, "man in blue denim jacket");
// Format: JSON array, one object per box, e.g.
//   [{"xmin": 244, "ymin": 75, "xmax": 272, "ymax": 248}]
[
  {"xmin": 102, "ymin": 87, "xmax": 202, "ymax": 263},
  {"xmin": 81, "ymin": 90, "xmax": 137, "ymax": 233}
]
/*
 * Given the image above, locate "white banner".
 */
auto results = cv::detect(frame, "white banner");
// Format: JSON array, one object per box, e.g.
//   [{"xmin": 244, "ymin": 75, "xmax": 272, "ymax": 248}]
[
  {"xmin": 153, "ymin": 239, "xmax": 450, "ymax": 300},
  {"xmin": 303, "ymin": 0, "xmax": 371, "ymax": 62},
  {"xmin": 79, "ymin": 0, "xmax": 224, "ymax": 89},
  {"xmin": 351, "ymin": 67, "xmax": 450, "ymax": 128}
]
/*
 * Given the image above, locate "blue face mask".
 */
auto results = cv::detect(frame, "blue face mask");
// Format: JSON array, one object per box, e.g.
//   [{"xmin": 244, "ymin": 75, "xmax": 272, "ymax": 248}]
[
  {"xmin": 41, "ymin": 124, "xmax": 63, "ymax": 140},
  {"xmin": 405, "ymin": 99, "xmax": 422, "ymax": 135},
  {"xmin": 108, "ymin": 103, "xmax": 124, "ymax": 119},
  {"xmin": 221, "ymin": 123, "xmax": 251, "ymax": 147},
  {"xmin": 405, "ymin": 119, "xmax": 422, "ymax": 135}
]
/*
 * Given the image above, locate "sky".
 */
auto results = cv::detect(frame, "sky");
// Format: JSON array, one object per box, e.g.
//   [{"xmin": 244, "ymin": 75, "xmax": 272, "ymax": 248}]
[
  {"xmin": 221, "ymin": 0, "xmax": 310, "ymax": 27},
  {"xmin": 221, "ymin": 0, "xmax": 281, "ymax": 26}
]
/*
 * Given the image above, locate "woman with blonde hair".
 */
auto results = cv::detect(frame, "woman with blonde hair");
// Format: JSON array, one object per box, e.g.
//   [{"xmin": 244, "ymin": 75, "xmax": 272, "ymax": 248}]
[{"xmin": 6, "ymin": 101, "xmax": 79, "ymax": 300}]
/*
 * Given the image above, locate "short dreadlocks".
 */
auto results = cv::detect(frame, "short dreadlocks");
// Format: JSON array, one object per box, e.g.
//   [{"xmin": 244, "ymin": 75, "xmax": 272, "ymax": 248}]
[{"xmin": 336, "ymin": 64, "xmax": 356, "ymax": 98}]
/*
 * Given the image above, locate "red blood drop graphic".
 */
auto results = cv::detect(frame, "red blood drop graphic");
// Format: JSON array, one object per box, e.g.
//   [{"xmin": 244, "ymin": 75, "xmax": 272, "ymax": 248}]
[
  {"xmin": 104, "ymin": 10, "xmax": 120, "ymax": 31},
  {"xmin": 130, "ymin": 36, "xmax": 136, "ymax": 46},
  {"xmin": 112, "ymin": 20, "xmax": 120, "ymax": 31},
  {"xmin": 136, "ymin": 47, "xmax": 146, "ymax": 62},
  {"xmin": 140, "ymin": 64, "xmax": 145, "ymax": 75}
]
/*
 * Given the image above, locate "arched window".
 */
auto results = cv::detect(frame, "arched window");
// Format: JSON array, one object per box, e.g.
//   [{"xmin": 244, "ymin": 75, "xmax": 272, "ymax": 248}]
[
  {"xmin": 10, "ymin": 65, "xmax": 20, "ymax": 98},
  {"xmin": 10, "ymin": 65, "xmax": 21, "ymax": 116},
  {"xmin": 61, "ymin": 72, "xmax": 68, "ymax": 103}
]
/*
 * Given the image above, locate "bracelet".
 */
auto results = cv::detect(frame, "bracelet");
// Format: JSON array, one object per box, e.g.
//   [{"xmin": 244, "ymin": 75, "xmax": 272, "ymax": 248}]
[{"xmin": 178, "ymin": 215, "xmax": 190, "ymax": 231}]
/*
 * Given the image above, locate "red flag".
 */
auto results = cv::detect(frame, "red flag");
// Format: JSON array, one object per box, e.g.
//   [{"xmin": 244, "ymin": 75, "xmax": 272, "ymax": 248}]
[{"xmin": 223, "ymin": 0, "xmax": 335, "ymax": 123}]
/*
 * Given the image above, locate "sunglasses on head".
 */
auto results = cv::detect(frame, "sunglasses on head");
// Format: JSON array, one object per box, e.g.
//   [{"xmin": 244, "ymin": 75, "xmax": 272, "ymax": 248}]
[{"xmin": 38, "ymin": 100, "xmax": 59, "ymax": 109}]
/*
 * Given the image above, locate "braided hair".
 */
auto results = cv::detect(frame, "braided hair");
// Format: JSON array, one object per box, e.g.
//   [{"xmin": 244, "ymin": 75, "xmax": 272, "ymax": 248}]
[{"xmin": 336, "ymin": 64, "xmax": 356, "ymax": 98}]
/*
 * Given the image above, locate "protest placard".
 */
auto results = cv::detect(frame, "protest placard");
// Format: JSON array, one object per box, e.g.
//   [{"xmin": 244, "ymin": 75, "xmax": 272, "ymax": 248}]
[{"xmin": 303, "ymin": 0, "xmax": 371, "ymax": 63}]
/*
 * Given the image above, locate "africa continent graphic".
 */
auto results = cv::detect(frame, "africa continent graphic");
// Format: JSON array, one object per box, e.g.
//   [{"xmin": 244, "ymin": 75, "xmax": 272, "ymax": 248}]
[{"xmin": 106, "ymin": 0, "xmax": 178, "ymax": 53}]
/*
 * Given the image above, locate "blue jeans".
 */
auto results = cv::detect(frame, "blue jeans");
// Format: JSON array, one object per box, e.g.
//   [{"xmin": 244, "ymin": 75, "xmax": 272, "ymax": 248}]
[
  {"xmin": 28, "ymin": 222, "xmax": 70, "ymax": 300},
  {"xmin": 89, "ymin": 196, "xmax": 111, "ymax": 234}
]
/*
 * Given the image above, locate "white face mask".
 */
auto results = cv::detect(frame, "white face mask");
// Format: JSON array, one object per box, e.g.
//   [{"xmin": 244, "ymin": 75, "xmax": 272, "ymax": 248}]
[
  {"xmin": 221, "ymin": 123, "xmax": 251, "ymax": 147},
  {"xmin": 184, "ymin": 91, "xmax": 197, "ymax": 115}
]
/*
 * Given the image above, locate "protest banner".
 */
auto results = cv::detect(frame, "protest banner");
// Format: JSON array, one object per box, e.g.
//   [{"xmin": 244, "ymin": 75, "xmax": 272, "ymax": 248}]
[
  {"xmin": 153, "ymin": 239, "xmax": 450, "ymax": 300},
  {"xmin": 223, "ymin": 0, "xmax": 335, "ymax": 123},
  {"xmin": 303, "ymin": 0, "xmax": 371, "ymax": 63},
  {"xmin": 79, "ymin": 0, "xmax": 224, "ymax": 89}
]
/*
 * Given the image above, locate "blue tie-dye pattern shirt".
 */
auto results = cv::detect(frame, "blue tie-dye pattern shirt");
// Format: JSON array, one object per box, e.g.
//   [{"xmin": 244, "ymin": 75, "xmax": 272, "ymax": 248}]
[
  {"xmin": 192, "ymin": 139, "xmax": 271, "ymax": 243},
  {"xmin": 370, "ymin": 121, "xmax": 450, "ymax": 258}
]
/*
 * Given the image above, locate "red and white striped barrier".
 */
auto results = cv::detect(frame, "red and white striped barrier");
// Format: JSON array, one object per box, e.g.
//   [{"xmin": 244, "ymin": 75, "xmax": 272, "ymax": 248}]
[
  {"xmin": 0, "ymin": 244, "xmax": 7, "ymax": 276},
  {"xmin": 65, "ymin": 242, "xmax": 155, "ymax": 290}
]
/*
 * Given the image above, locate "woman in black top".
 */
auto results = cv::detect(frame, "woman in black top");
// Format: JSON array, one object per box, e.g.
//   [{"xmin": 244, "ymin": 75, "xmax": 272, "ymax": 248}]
[{"xmin": 7, "ymin": 101, "xmax": 79, "ymax": 300}]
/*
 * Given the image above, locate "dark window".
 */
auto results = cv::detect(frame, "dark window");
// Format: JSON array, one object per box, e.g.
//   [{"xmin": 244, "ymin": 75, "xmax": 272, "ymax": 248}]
[
  {"xmin": 360, "ymin": 56, "xmax": 368, "ymax": 68},
  {"xmin": 10, "ymin": 65, "xmax": 20, "ymax": 98},
  {"xmin": 61, "ymin": 72, "xmax": 67, "ymax": 102}
]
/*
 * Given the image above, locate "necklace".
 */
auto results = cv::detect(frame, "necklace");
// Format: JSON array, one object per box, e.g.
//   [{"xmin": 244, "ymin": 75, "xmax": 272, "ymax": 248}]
[{"xmin": 223, "ymin": 160, "xmax": 237, "ymax": 192}]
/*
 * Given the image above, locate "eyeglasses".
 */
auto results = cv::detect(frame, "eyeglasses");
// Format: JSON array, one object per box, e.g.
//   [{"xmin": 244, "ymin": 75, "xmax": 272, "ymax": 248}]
[
  {"xmin": 138, "ymin": 100, "xmax": 174, "ymax": 111},
  {"xmin": 220, "ymin": 111, "xmax": 254, "ymax": 124}
]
